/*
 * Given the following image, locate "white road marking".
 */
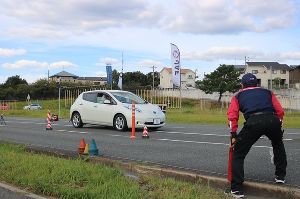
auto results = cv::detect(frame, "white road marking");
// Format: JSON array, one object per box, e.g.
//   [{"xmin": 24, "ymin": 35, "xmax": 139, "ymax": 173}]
[
  {"xmin": 155, "ymin": 138, "xmax": 272, "ymax": 149},
  {"xmin": 160, "ymin": 131, "xmax": 229, "ymax": 137},
  {"xmin": 269, "ymin": 147, "xmax": 274, "ymax": 164},
  {"xmin": 56, "ymin": 129, "xmax": 87, "ymax": 134},
  {"xmin": 156, "ymin": 138, "xmax": 228, "ymax": 146},
  {"xmin": 3, "ymin": 119, "xmax": 298, "ymax": 142},
  {"xmin": 110, "ymin": 134, "xmax": 129, "ymax": 138}
]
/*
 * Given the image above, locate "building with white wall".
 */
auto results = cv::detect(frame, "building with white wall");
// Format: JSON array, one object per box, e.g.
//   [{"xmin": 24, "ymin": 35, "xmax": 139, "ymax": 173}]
[
  {"xmin": 159, "ymin": 67, "xmax": 196, "ymax": 89},
  {"xmin": 239, "ymin": 62, "xmax": 290, "ymax": 89}
]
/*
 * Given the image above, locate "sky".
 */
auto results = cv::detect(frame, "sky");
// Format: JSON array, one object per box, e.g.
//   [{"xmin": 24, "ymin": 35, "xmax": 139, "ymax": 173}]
[{"xmin": 1, "ymin": 0, "xmax": 300, "ymax": 84}]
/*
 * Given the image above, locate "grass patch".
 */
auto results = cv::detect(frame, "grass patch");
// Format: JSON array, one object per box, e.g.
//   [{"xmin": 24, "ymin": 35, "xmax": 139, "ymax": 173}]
[
  {"xmin": 0, "ymin": 143, "xmax": 230, "ymax": 199},
  {"xmin": 166, "ymin": 107, "xmax": 300, "ymax": 128}
]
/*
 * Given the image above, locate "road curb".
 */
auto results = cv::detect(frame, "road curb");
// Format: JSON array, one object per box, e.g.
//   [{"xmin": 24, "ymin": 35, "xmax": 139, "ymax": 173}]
[
  {"xmin": 24, "ymin": 145, "xmax": 300, "ymax": 199},
  {"xmin": 0, "ymin": 182, "xmax": 49, "ymax": 199}
]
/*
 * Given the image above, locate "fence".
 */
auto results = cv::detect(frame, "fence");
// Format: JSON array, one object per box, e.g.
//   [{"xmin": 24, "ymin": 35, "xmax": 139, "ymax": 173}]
[
  {"xmin": 63, "ymin": 88, "xmax": 300, "ymax": 110},
  {"xmin": 3, "ymin": 87, "xmax": 297, "ymax": 111},
  {"xmin": 0, "ymin": 100, "xmax": 17, "ymax": 110}
]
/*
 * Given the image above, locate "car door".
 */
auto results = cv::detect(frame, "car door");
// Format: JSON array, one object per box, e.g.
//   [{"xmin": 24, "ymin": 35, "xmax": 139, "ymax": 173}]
[
  {"xmin": 81, "ymin": 92, "xmax": 98, "ymax": 123},
  {"xmin": 91, "ymin": 92, "xmax": 116, "ymax": 125}
]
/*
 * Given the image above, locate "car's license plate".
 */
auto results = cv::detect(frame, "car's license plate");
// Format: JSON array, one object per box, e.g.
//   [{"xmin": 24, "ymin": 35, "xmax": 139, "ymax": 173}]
[{"xmin": 153, "ymin": 118, "xmax": 160, "ymax": 124}]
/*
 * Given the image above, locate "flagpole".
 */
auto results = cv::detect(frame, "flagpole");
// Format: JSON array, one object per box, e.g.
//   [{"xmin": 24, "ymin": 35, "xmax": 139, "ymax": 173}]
[{"xmin": 121, "ymin": 52, "xmax": 123, "ymax": 90}]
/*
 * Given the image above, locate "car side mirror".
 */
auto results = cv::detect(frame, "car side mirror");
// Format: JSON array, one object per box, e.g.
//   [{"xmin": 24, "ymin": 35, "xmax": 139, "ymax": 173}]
[{"xmin": 103, "ymin": 100, "xmax": 111, "ymax": 104}]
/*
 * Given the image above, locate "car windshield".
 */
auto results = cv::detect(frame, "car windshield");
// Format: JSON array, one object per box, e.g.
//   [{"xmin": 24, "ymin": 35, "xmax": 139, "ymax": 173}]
[{"xmin": 111, "ymin": 91, "xmax": 147, "ymax": 104}]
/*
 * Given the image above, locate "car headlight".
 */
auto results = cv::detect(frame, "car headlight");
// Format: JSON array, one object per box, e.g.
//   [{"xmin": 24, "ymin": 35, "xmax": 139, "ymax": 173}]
[{"xmin": 154, "ymin": 105, "xmax": 162, "ymax": 112}]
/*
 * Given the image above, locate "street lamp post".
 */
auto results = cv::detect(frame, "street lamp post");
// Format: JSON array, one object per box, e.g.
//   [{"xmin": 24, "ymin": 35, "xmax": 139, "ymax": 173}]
[{"xmin": 57, "ymin": 78, "xmax": 61, "ymax": 117}]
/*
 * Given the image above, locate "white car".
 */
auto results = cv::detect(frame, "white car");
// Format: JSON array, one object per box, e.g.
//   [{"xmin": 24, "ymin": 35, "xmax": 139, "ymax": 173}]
[
  {"xmin": 70, "ymin": 90, "xmax": 166, "ymax": 131},
  {"xmin": 23, "ymin": 103, "xmax": 42, "ymax": 110}
]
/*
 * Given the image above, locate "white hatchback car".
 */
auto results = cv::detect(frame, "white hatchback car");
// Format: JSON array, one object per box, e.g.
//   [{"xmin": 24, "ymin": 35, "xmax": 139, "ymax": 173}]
[
  {"xmin": 23, "ymin": 103, "xmax": 42, "ymax": 110},
  {"xmin": 70, "ymin": 90, "xmax": 166, "ymax": 131}
]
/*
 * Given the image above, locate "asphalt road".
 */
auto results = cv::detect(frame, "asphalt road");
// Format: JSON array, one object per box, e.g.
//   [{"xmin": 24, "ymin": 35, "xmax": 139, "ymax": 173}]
[{"xmin": 1, "ymin": 116, "xmax": 299, "ymax": 189}]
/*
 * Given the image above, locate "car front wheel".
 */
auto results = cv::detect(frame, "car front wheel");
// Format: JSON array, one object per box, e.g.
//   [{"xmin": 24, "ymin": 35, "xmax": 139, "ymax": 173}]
[
  {"xmin": 113, "ymin": 114, "xmax": 127, "ymax": 131},
  {"xmin": 72, "ymin": 112, "xmax": 83, "ymax": 128}
]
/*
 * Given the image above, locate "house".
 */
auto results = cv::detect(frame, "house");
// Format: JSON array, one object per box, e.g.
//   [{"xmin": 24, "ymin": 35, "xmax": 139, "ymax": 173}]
[
  {"xmin": 237, "ymin": 62, "xmax": 290, "ymax": 89},
  {"xmin": 159, "ymin": 67, "xmax": 196, "ymax": 89},
  {"xmin": 49, "ymin": 70, "xmax": 107, "ymax": 85},
  {"xmin": 289, "ymin": 65, "xmax": 300, "ymax": 89}
]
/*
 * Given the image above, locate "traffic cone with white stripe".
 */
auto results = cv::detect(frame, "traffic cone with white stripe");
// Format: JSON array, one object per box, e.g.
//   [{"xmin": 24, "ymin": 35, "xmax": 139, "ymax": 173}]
[
  {"xmin": 142, "ymin": 126, "xmax": 149, "ymax": 139},
  {"xmin": 46, "ymin": 110, "xmax": 53, "ymax": 130}
]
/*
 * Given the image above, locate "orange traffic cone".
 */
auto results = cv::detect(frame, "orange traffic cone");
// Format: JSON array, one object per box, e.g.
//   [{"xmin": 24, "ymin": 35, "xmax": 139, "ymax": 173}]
[
  {"xmin": 78, "ymin": 138, "xmax": 86, "ymax": 154},
  {"xmin": 46, "ymin": 110, "xmax": 52, "ymax": 130},
  {"xmin": 142, "ymin": 126, "xmax": 149, "ymax": 139},
  {"xmin": 83, "ymin": 143, "xmax": 89, "ymax": 155}
]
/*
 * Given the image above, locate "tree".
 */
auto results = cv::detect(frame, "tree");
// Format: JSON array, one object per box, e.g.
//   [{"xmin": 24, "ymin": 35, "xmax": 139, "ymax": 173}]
[
  {"xmin": 197, "ymin": 64, "xmax": 241, "ymax": 102},
  {"xmin": 122, "ymin": 71, "xmax": 148, "ymax": 90},
  {"xmin": 4, "ymin": 75, "xmax": 28, "ymax": 87},
  {"xmin": 146, "ymin": 72, "xmax": 160, "ymax": 89}
]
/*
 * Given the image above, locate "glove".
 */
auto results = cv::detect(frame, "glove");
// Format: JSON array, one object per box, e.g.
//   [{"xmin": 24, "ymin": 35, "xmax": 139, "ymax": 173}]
[{"xmin": 230, "ymin": 132, "xmax": 237, "ymax": 147}]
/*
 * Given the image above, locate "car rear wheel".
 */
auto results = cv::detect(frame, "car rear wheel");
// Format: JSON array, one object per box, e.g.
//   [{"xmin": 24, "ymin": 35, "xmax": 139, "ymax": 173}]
[
  {"xmin": 72, "ymin": 112, "xmax": 83, "ymax": 128},
  {"xmin": 113, "ymin": 114, "xmax": 127, "ymax": 131}
]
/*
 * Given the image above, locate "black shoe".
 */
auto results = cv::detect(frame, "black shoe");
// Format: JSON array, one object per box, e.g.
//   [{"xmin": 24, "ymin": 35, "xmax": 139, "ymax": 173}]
[
  {"xmin": 230, "ymin": 190, "xmax": 245, "ymax": 198},
  {"xmin": 275, "ymin": 176, "xmax": 285, "ymax": 184}
]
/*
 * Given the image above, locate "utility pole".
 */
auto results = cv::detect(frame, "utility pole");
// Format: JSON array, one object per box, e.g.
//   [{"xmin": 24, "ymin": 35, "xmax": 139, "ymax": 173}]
[
  {"xmin": 150, "ymin": 65, "xmax": 157, "ymax": 104},
  {"xmin": 244, "ymin": 56, "xmax": 250, "ymax": 66},
  {"xmin": 270, "ymin": 65, "xmax": 273, "ymax": 90},
  {"xmin": 149, "ymin": 65, "xmax": 157, "ymax": 91},
  {"xmin": 57, "ymin": 77, "xmax": 61, "ymax": 118},
  {"xmin": 152, "ymin": 66, "xmax": 155, "ymax": 91}
]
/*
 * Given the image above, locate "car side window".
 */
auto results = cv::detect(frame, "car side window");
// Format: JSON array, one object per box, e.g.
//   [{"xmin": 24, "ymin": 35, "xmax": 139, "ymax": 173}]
[
  {"xmin": 96, "ymin": 93, "xmax": 116, "ymax": 105},
  {"xmin": 83, "ymin": 92, "xmax": 97, "ymax": 103}
]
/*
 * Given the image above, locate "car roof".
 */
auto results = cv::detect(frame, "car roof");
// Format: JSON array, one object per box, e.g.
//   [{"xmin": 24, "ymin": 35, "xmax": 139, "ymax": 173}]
[{"xmin": 83, "ymin": 90, "xmax": 128, "ymax": 94}]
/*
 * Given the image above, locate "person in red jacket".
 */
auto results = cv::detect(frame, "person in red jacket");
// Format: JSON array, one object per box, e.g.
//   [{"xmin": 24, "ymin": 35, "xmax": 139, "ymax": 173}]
[{"xmin": 227, "ymin": 73, "xmax": 287, "ymax": 198}]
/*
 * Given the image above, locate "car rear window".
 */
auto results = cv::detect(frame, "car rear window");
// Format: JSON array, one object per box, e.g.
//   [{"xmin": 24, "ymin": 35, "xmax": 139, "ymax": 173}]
[{"xmin": 83, "ymin": 92, "xmax": 97, "ymax": 103}]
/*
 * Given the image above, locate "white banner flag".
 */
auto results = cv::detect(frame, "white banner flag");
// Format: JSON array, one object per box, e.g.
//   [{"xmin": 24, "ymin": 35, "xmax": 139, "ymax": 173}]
[
  {"xmin": 118, "ymin": 73, "xmax": 122, "ymax": 90},
  {"xmin": 171, "ymin": 43, "xmax": 181, "ymax": 88}
]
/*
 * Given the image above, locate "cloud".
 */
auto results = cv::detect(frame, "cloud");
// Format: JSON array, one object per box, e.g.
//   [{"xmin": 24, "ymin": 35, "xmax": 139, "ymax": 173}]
[
  {"xmin": 183, "ymin": 47, "xmax": 262, "ymax": 61},
  {"xmin": 0, "ymin": 0, "xmax": 161, "ymax": 32},
  {"xmin": 182, "ymin": 46, "xmax": 300, "ymax": 62},
  {"xmin": 6, "ymin": 26, "xmax": 68, "ymax": 40},
  {"xmin": 137, "ymin": 59, "xmax": 164, "ymax": 68},
  {"xmin": 279, "ymin": 52, "xmax": 300, "ymax": 60},
  {"xmin": 2, "ymin": 60, "xmax": 48, "ymax": 69},
  {"xmin": 0, "ymin": 48, "xmax": 26, "ymax": 57},
  {"xmin": 96, "ymin": 57, "xmax": 120, "ymax": 66},
  {"xmin": 2, "ymin": 60, "xmax": 76, "ymax": 69},
  {"xmin": 50, "ymin": 61, "xmax": 76, "ymax": 69},
  {"xmin": 162, "ymin": 0, "xmax": 296, "ymax": 34},
  {"xmin": 0, "ymin": 0, "xmax": 296, "ymax": 37},
  {"xmin": 95, "ymin": 71, "xmax": 107, "ymax": 77}
]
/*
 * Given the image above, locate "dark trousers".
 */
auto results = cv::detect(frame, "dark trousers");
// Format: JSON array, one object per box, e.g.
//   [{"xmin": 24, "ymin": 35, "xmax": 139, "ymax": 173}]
[{"xmin": 231, "ymin": 114, "xmax": 287, "ymax": 192}]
